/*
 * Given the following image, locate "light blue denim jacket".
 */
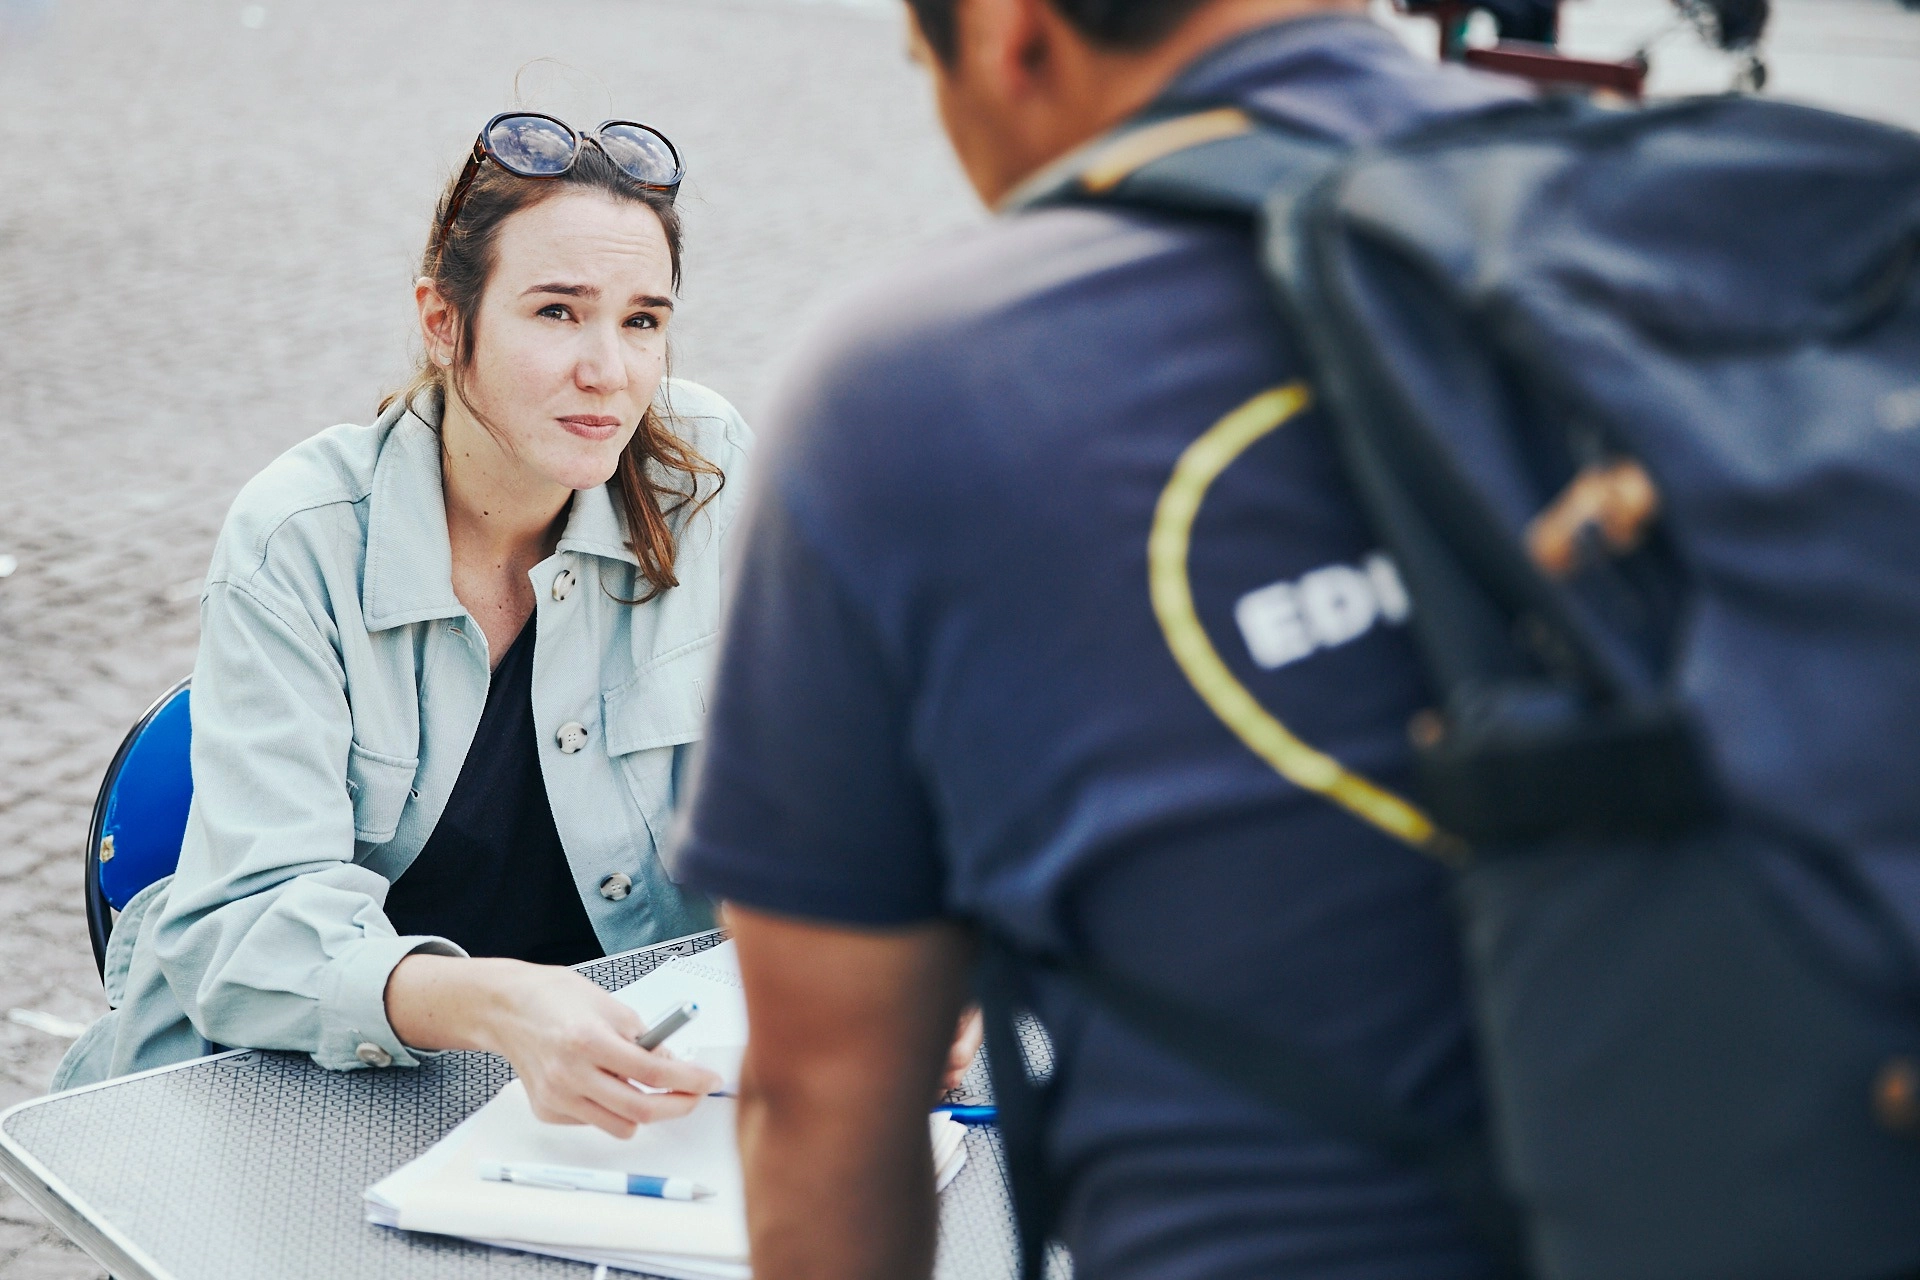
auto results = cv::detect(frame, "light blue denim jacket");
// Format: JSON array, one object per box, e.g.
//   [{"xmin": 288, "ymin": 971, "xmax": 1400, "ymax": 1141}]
[{"xmin": 55, "ymin": 379, "xmax": 751, "ymax": 1091}]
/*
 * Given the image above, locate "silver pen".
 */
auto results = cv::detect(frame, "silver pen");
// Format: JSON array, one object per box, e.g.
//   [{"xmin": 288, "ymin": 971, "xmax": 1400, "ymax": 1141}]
[{"xmin": 636, "ymin": 1000, "xmax": 699, "ymax": 1051}]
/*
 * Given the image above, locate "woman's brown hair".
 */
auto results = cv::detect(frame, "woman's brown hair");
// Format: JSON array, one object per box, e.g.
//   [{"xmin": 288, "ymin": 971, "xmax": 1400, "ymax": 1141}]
[{"xmin": 383, "ymin": 140, "xmax": 722, "ymax": 603}]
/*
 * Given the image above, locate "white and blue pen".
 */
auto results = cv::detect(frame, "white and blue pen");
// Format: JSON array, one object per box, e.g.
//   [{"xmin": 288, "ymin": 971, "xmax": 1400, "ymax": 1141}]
[{"xmin": 480, "ymin": 1162, "xmax": 716, "ymax": 1201}]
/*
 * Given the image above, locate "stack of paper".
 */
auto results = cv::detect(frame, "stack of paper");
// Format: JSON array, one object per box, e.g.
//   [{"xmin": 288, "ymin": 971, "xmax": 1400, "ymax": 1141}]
[{"xmin": 366, "ymin": 943, "xmax": 968, "ymax": 1277}]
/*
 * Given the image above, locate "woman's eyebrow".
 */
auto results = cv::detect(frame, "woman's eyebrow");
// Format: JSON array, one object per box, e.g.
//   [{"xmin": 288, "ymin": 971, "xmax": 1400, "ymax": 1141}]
[{"xmin": 519, "ymin": 283, "xmax": 673, "ymax": 310}]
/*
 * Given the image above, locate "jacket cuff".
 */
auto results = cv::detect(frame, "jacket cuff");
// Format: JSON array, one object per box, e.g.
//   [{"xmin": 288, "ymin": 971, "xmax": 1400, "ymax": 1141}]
[{"xmin": 318, "ymin": 934, "xmax": 467, "ymax": 1071}]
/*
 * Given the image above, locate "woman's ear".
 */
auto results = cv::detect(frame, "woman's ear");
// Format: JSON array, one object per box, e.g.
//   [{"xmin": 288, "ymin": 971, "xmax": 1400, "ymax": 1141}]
[{"xmin": 415, "ymin": 276, "xmax": 457, "ymax": 367}]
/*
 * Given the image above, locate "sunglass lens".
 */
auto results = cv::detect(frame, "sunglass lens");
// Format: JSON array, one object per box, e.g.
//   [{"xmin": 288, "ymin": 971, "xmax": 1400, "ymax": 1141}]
[
  {"xmin": 487, "ymin": 115, "xmax": 576, "ymax": 176},
  {"xmin": 598, "ymin": 123, "xmax": 681, "ymax": 187}
]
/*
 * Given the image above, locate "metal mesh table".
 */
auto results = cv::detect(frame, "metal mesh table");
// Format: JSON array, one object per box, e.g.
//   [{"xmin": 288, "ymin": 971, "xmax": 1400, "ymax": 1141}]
[{"xmin": 0, "ymin": 931, "xmax": 1031, "ymax": 1279}]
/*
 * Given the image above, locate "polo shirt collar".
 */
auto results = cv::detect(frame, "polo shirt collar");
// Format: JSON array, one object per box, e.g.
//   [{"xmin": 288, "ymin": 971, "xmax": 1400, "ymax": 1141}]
[
  {"xmin": 1160, "ymin": 13, "xmax": 1390, "ymax": 104},
  {"xmin": 360, "ymin": 390, "xmax": 640, "ymax": 632},
  {"xmin": 1156, "ymin": 11, "xmax": 1527, "ymax": 137}
]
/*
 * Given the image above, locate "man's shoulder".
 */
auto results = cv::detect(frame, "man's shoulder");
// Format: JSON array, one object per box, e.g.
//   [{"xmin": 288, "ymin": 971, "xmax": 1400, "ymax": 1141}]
[
  {"xmin": 775, "ymin": 205, "xmax": 1240, "ymax": 442},
  {"xmin": 849, "ymin": 206, "xmax": 1206, "ymax": 345}
]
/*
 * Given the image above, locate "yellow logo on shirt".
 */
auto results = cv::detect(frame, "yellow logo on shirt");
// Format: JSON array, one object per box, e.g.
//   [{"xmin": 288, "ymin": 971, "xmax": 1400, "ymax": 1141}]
[{"xmin": 1148, "ymin": 383, "xmax": 1457, "ymax": 862}]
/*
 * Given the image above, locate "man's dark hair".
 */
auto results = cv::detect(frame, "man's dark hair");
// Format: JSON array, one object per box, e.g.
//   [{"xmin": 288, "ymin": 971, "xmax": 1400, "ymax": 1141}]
[{"xmin": 907, "ymin": 0, "xmax": 1214, "ymax": 61}]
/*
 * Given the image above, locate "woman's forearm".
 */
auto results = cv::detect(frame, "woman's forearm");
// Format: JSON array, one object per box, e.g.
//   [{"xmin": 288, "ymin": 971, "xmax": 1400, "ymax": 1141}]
[{"xmin": 384, "ymin": 952, "xmax": 523, "ymax": 1053}]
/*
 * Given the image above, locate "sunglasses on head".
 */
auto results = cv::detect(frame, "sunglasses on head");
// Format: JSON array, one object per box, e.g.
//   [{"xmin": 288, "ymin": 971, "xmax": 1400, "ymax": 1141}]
[{"xmin": 434, "ymin": 112, "xmax": 684, "ymax": 259}]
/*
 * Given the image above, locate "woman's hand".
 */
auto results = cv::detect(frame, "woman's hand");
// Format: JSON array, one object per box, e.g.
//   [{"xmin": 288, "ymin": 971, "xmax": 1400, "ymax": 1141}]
[
  {"xmin": 942, "ymin": 1006, "xmax": 984, "ymax": 1093},
  {"xmin": 486, "ymin": 962, "xmax": 723, "ymax": 1136},
  {"xmin": 386, "ymin": 954, "xmax": 721, "ymax": 1139}
]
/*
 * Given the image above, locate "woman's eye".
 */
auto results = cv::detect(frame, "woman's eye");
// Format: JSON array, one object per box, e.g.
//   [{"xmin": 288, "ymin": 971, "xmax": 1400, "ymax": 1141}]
[
  {"xmin": 627, "ymin": 313, "xmax": 660, "ymax": 330},
  {"xmin": 537, "ymin": 304, "xmax": 572, "ymax": 321}
]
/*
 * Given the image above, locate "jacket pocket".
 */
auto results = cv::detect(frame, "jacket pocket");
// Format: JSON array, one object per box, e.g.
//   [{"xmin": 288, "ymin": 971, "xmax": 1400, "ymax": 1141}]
[
  {"xmin": 602, "ymin": 638, "xmax": 712, "ymax": 840},
  {"xmin": 345, "ymin": 741, "xmax": 419, "ymax": 844}
]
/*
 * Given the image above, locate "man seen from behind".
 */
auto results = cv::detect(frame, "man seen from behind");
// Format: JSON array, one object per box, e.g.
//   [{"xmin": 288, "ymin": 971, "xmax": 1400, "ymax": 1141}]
[{"xmin": 676, "ymin": 0, "xmax": 1527, "ymax": 1275}]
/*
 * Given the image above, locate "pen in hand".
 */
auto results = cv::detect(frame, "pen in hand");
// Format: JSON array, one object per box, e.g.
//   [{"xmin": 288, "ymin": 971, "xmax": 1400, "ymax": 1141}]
[{"xmin": 636, "ymin": 1001, "xmax": 699, "ymax": 1052}]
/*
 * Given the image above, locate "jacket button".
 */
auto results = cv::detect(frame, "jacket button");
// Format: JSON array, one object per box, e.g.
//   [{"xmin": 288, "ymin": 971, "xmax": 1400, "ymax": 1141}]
[
  {"xmin": 556, "ymin": 722, "xmax": 589, "ymax": 754},
  {"xmin": 552, "ymin": 568, "xmax": 576, "ymax": 602},
  {"xmin": 599, "ymin": 872, "xmax": 633, "ymax": 901},
  {"xmin": 355, "ymin": 1041, "xmax": 393, "ymax": 1068}
]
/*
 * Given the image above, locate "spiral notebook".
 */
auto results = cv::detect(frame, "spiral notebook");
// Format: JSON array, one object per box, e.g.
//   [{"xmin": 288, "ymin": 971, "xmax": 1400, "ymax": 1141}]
[{"xmin": 366, "ymin": 943, "xmax": 968, "ymax": 1278}]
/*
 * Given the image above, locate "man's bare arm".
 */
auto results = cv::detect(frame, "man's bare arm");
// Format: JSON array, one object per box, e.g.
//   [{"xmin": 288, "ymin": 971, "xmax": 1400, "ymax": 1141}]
[{"xmin": 729, "ymin": 904, "xmax": 975, "ymax": 1280}]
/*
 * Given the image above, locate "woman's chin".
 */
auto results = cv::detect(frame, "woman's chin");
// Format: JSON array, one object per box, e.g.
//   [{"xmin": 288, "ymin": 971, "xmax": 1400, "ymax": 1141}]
[
  {"xmin": 563, "ymin": 464, "xmax": 622, "ymax": 493},
  {"xmin": 537, "ymin": 444, "xmax": 626, "ymax": 494}
]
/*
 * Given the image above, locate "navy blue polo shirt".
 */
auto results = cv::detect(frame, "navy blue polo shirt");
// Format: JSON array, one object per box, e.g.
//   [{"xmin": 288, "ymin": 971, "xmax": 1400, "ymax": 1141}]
[{"xmin": 679, "ymin": 18, "xmax": 1523, "ymax": 1279}]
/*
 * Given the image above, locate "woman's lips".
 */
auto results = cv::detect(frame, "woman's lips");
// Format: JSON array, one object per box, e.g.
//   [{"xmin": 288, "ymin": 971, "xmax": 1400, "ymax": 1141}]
[{"xmin": 558, "ymin": 415, "xmax": 623, "ymax": 441}]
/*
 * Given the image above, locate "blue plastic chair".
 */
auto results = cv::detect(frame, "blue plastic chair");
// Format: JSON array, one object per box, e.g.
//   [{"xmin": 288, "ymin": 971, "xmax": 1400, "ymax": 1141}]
[{"xmin": 85, "ymin": 678, "xmax": 192, "ymax": 981}]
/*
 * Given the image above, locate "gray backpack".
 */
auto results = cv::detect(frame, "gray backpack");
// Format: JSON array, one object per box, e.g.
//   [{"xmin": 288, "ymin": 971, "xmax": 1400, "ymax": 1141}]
[{"xmin": 983, "ymin": 92, "xmax": 1920, "ymax": 1280}]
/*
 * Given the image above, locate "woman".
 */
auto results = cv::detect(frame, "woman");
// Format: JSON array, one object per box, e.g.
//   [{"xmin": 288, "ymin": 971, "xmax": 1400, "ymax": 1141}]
[{"xmin": 56, "ymin": 114, "xmax": 742, "ymax": 1133}]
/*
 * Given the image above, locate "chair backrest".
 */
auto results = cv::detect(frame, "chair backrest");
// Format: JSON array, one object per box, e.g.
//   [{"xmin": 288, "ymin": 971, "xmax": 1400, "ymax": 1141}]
[{"xmin": 86, "ymin": 678, "xmax": 192, "ymax": 980}]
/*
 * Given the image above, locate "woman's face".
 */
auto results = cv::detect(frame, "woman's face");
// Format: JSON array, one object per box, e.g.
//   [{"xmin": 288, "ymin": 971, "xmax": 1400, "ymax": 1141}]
[{"xmin": 439, "ymin": 189, "xmax": 675, "ymax": 493}]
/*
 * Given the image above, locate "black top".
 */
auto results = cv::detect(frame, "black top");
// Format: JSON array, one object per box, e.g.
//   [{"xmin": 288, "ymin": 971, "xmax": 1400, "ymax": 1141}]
[{"xmin": 385, "ymin": 613, "xmax": 605, "ymax": 966}]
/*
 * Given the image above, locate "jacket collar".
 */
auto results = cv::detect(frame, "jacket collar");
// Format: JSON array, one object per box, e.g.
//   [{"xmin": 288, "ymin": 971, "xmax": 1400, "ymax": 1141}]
[
  {"xmin": 360, "ymin": 390, "xmax": 641, "ymax": 633},
  {"xmin": 556, "ymin": 477, "xmax": 642, "ymax": 569}
]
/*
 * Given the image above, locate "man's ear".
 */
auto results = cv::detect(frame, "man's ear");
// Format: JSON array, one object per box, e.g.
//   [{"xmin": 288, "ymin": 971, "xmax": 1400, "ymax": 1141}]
[
  {"xmin": 1008, "ymin": 0, "xmax": 1057, "ymax": 84},
  {"xmin": 961, "ymin": 0, "xmax": 1061, "ymax": 104}
]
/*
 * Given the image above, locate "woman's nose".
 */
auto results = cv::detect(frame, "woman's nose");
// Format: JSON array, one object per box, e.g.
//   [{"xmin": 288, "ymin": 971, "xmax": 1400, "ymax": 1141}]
[{"xmin": 574, "ymin": 325, "xmax": 629, "ymax": 393}]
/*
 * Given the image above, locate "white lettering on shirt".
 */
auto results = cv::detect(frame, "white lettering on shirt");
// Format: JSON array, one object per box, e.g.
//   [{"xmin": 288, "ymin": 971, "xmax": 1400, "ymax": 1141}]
[{"xmin": 1234, "ymin": 553, "xmax": 1411, "ymax": 670}]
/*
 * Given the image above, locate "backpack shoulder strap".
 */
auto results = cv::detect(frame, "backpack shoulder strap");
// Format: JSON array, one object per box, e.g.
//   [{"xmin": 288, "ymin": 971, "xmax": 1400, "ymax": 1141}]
[{"xmin": 1003, "ymin": 103, "xmax": 1344, "ymax": 220}]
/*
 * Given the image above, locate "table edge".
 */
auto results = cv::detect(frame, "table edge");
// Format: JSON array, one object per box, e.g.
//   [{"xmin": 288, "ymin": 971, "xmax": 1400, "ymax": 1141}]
[
  {"xmin": 0, "ymin": 929, "xmax": 727, "ymax": 1280},
  {"xmin": 0, "ymin": 1126, "xmax": 175, "ymax": 1280},
  {"xmin": 595, "ymin": 928, "xmax": 726, "ymax": 968}
]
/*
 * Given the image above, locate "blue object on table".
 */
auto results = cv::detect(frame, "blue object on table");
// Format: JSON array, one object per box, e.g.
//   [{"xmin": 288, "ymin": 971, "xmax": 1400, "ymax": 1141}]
[
  {"xmin": 708, "ymin": 1093, "xmax": 1001, "ymax": 1127},
  {"xmin": 937, "ymin": 1105, "xmax": 998, "ymax": 1127},
  {"xmin": 85, "ymin": 677, "xmax": 192, "ymax": 980}
]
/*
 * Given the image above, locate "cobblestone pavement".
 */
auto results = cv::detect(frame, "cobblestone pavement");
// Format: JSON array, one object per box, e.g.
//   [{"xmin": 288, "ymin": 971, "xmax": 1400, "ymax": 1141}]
[{"xmin": 0, "ymin": 0, "xmax": 1914, "ymax": 1276}]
